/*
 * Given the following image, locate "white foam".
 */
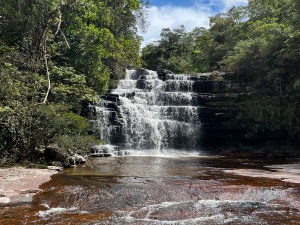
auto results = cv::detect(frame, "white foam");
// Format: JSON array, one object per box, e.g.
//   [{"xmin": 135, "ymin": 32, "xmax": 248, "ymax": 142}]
[
  {"xmin": 195, "ymin": 199, "xmax": 260, "ymax": 208},
  {"xmin": 122, "ymin": 200, "xmax": 259, "ymax": 224},
  {"xmin": 126, "ymin": 214, "xmax": 228, "ymax": 225},
  {"xmin": 0, "ymin": 197, "xmax": 10, "ymax": 204},
  {"xmin": 121, "ymin": 149, "xmax": 203, "ymax": 158},
  {"xmin": 91, "ymin": 144, "xmax": 120, "ymax": 156},
  {"xmin": 36, "ymin": 204, "xmax": 87, "ymax": 219}
]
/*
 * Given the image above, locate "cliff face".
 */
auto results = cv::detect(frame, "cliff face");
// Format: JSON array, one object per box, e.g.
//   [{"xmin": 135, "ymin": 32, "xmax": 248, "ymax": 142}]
[{"xmin": 190, "ymin": 73, "xmax": 250, "ymax": 146}]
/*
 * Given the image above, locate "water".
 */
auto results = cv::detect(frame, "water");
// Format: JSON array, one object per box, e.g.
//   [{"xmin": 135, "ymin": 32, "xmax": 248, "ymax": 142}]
[
  {"xmin": 1, "ymin": 155, "xmax": 300, "ymax": 224},
  {"xmin": 94, "ymin": 69, "xmax": 202, "ymax": 153}
]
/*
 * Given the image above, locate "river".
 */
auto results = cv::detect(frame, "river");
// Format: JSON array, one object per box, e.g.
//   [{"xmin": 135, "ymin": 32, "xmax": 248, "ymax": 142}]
[{"xmin": 1, "ymin": 148, "xmax": 300, "ymax": 224}]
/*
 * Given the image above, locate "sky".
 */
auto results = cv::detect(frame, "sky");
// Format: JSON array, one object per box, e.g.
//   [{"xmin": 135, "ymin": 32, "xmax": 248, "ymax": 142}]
[{"xmin": 140, "ymin": 0, "xmax": 248, "ymax": 47}]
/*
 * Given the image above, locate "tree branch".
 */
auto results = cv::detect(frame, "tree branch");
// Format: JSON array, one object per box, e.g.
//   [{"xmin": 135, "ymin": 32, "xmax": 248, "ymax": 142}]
[
  {"xmin": 42, "ymin": 38, "xmax": 51, "ymax": 104},
  {"xmin": 60, "ymin": 30, "xmax": 70, "ymax": 49},
  {"xmin": 54, "ymin": 9, "xmax": 62, "ymax": 36},
  {"xmin": 54, "ymin": 8, "xmax": 70, "ymax": 49}
]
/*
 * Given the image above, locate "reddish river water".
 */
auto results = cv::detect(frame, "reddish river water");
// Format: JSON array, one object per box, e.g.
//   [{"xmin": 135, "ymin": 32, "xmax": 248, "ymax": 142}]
[{"xmin": 1, "ymin": 153, "xmax": 300, "ymax": 224}]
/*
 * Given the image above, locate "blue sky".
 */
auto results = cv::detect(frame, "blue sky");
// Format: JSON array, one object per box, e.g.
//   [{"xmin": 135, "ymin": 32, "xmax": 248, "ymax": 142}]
[
  {"xmin": 140, "ymin": 0, "xmax": 248, "ymax": 47},
  {"xmin": 150, "ymin": 0, "xmax": 200, "ymax": 7}
]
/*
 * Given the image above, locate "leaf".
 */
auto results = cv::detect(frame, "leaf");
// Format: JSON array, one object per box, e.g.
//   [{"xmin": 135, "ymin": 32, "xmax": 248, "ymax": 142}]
[{"xmin": 293, "ymin": 79, "xmax": 300, "ymax": 89}]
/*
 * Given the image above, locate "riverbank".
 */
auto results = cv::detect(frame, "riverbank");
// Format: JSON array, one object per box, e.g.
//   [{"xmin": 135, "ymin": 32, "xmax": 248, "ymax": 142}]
[{"xmin": 0, "ymin": 167, "xmax": 58, "ymax": 205}]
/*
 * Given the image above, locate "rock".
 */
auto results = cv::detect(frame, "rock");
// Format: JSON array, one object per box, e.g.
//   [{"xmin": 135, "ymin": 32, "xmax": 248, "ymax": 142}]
[
  {"xmin": 51, "ymin": 161, "xmax": 63, "ymax": 167},
  {"xmin": 45, "ymin": 144, "xmax": 86, "ymax": 167},
  {"xmin": 45, "ymin": 144, "xmax": 68, "ymax": 163},
  {"xmin": 157, "ymin": 69, "xmax": 174, "ymax": 80},
  {"xmin": 65, "ymin": 153, "xmax": 86, "ymax": 166},
  {"xmin": 0, "ymin": 167, "xmax": 57, "ymax": 205},
  {"xmin": 74, "ymin": 153, "xmax": 86, "ymax": 164},
  {"xmin": 47, "ymin": 166, "xmax": 63, "ymax": 171},
  {"xmin": 66, "ymin": 153, "xmax": 86, "ymax": 164}
]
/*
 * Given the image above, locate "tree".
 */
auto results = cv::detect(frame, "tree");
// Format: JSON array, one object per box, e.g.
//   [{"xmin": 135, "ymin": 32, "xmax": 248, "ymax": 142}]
[
  {"xmin": 221, "ymin": 1, "xmax": 300, "ymax": 137},
  {"xmin": 248, "ymin": 0, "xmax": 295, "ymax": 23},
  {"xmin": 0, "ymin": 0, "xmax": 147, "ymax": 163},
  {"xmin": 142, "ymin": 25, "xmax": 195, "ymax": 73},
  {"xmin": 141, "ymin": 7, "xmax": 248, "ymax": 73}
]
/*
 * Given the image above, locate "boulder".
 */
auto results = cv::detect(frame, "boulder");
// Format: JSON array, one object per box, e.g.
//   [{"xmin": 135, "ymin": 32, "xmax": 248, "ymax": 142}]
[
  {"xmin": 66, "ymin": 149, "xmax": 86, "ymax": 164},
  {"xmin": 44, "ymin": 144, "xmax": 67, "ymax": 163},
  {"xmin": 45, "ymin": 144, "xmax": 86, "ymax": 167}
]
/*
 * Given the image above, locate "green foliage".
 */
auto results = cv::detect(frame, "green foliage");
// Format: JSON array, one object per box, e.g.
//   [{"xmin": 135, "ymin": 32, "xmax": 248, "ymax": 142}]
[
  {"xmin": 142, "ymin": 7, "xmax": 248, "ymax": 73},
  {"xmin": 142, "ymin": 25, "xmax": 195, "ymax": 73},
  {"xmin": 53, "ymin": 112, "xmax": 91, "ymax": 136},
  {"xmin": 54, "ymin": 0, "xmax": 145, "ymax": 94},
  {"xmin": 141, "ymin": 0, "xmax": 300, "ymax": 139},
  {"xmin": 54, "ymin": 135, "xmax": 102, "ymax": 154},
  {"xmin": 248, "ymin": 0, "xmax": 295, "ymax": 23},
  {"xmin": 222, "ymin": 2, "xmax": 299, "ymax": 138},
  {"xmin": 0, "ymin": 0, "xmax": 147, "ymax": 162},
  {"xmin": 49, "ymin": 66, "xmax": 98, "ymax": 111},
  {"xmin": 237, "ymin": 96, "xmax": 283, "ymax": 132},
  {"xmin": 294, "ymin": 80, "xmax": 300, "ymax": 89}
]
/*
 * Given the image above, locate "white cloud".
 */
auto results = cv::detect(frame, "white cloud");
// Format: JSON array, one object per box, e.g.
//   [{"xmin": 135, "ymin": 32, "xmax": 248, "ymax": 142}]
[
  {"xmin": 222, "ymin": 0, "xmax": 248, "ymax": 9},
  {"xmin": 139, "ymin": 0, "xmax": 249, "ymax": 48},
  {"xmin": 139, "ymin": 5, "xmax": 212, "ymax": 48}
]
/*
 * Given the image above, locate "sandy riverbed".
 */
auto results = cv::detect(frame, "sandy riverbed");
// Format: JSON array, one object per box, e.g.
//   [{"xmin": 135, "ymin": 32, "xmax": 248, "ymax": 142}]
[{"xmin": 0, "ymin": 167, "xmax": 58, "ymax": 204}]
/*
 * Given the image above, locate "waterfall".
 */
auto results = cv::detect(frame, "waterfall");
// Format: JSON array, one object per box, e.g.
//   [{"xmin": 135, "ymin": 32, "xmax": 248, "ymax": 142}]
[{"xmin": 94, "ymin": 69, "xmax": 202, "ymax": 155}]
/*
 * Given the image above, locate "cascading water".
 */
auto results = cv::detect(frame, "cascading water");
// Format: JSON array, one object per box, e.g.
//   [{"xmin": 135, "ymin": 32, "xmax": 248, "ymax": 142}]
[{"xmin": 94, "ymin": 69, "xmax": 202, "ymax": 155}]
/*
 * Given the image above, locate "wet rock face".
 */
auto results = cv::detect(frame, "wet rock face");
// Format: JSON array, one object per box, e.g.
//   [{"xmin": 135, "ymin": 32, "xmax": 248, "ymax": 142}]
[{"xmin": 157, "ymin": 69, "xmax": 174, "ymax": 81}]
